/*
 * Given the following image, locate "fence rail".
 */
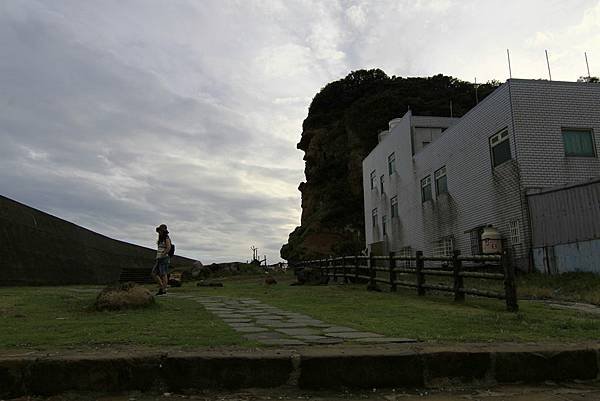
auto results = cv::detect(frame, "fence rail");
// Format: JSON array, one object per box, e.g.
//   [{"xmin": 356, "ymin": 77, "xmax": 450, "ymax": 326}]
[{"xmin": 295, "ymin": 250, "xmax": 518, "ymax": 312}]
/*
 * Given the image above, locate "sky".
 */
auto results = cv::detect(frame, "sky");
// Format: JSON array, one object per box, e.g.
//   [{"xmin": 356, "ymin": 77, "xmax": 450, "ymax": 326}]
[{"xmin": 1, "ymin": 1, "xmax": 599, "ymax": 263}]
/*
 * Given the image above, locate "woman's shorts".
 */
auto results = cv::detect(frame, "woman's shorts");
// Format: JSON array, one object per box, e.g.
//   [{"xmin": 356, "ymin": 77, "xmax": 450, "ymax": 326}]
[{"xmin": 152, "ymin": 256, "xmax": 170, "ymax": 276}]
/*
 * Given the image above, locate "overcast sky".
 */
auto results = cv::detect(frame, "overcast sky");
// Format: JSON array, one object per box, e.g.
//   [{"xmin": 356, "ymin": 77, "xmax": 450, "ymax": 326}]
[{"xmin": 1, "ymin": 1, "xmax": 599, "ymax": 263}]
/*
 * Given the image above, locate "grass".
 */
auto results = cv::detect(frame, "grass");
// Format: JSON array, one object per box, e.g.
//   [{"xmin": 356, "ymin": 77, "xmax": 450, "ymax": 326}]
[
  {"xmin": 0, "ymin": 286, "xmax": 251, "ymax": 350},
  {"xmin": 1, "ymin": 272, "xmax": 599, "ymax": 352}
]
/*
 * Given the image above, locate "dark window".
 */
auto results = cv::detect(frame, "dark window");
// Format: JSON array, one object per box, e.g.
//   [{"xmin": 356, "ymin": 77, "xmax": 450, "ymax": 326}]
[
  {"xmin": 563, "ymin": 129, "xmax": 595, "ymax": 157},
  {"xmin": 490, "ymin": 129, "xmax": 511, "ymax": 167},
  {"xmin": 388, "ymin": 153, "xmax": 395, "ymax": 175},
  {"xmin": 370, "ymin": 170, "xmax": 376, "ymax": 190},
  {"xmin": 380, "ymin": 175, "xmax": 384, "ymax": 193},
  {"xmin": 421, "ymin": 176, "xmax": 432, "ymax": 202},
  {"xmin": 382, "ymin": 215, "xmax": 387, "ymax": 236},
  {"xmin": 469, "ymin": 228, "xmax": 484, "ymax": 255},
  {"xmin": 372, "ymin": 208, "xmax": 378, "ymax": 228},
  {"xmin": 435, "ymin": 166, "xmax": 447, "ymax": 195},
  {"xmin": 391, "ymin": 196, "xmax": 398, "ymax": 218}
]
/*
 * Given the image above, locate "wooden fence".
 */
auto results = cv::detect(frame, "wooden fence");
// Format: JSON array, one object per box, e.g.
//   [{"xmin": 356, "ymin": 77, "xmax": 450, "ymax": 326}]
[{"xmin": 295, "ymin": 250, "xmax": 518, "ymax": 312}]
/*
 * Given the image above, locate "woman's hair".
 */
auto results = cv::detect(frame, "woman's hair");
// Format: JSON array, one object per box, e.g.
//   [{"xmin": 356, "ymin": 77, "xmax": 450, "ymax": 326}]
[
  {"xmin": 156, "ymin": 224, "xmax": 169, "ymax": 244},
  {"xmin": 157, "ymin": 231, "xmax": 169, "ymax": 245}
]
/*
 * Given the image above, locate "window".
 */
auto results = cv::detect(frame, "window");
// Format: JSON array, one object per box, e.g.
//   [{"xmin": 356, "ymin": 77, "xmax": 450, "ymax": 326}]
[
  {"xmin": 490, "ymin": 129, "xmax": 511, "ymax": 167},
  {"xmin": 382, "ymin": 215, "xmax": 387, "ymax": 236},
  {"xmin": 390, "ymin": 196, "xmax": 398, "ymax": 218},
  {"xmin": 371, "ymin": 208, "xmax": 378, "ymax": 228},
  {"xmin": 380, "ymin": 175, "xmax": 385, "ymax": 193},
  {"xmin": 432, "ymin": 236, "xmax": 454, "ymax": 257},
  {"xmin": 562, "ymin": 129, "xmax": 595, "ymax": 157},
  {"xmin": 469, "ymin": 227, "xmax": 484, "ymax": 255},
  {"xmin": 509, "ymin": 220, "xmax": 521, "ymax": 245},
  {"xmin": 400, "ymin": 246, "xmax": 412, "ymax": 267},
  {"xmin": 421, "ymin": 176, "xmax": 432, "ymax": 202},
  {"xmin": 434, "ymin": 166, "xmax": 447, "ymax": 195},
  {"xmin": 370, "ymin": 170, "xmax": 376, "ymax": 190},
  {"xmin": 388, "ymin": 153, "xmax": 396, "ymax": 175}
]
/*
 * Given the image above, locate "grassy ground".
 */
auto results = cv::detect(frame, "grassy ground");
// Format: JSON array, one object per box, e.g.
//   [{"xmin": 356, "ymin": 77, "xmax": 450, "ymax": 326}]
[{"xmin": 1, "ymin": 272, "xmax": 599, "ymax": 352}]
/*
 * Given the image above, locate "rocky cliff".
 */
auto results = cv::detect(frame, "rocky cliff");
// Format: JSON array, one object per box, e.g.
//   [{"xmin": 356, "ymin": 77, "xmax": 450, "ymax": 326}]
[{"xmin": 281, "ymin": 70, "xmax": 499, "ymax": 262}]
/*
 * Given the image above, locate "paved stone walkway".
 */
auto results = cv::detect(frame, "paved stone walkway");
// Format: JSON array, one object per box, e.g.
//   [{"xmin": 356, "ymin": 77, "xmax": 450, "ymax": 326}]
[{"xmin": 171, "ymin": 295, "xmax": 416, "ymax": 346}]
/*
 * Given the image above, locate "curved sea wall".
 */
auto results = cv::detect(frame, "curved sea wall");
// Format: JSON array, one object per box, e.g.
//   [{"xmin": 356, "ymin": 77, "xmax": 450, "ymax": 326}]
[{"xmin": 0, "ymin": 195, "xmax": 196, "ymax": 286}]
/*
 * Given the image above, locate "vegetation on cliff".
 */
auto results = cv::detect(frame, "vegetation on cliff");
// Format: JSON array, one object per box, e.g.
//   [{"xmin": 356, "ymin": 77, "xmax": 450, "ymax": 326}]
[{"xmin": 281, "ymin": 69, "xmax": 499, "ymax": 262}]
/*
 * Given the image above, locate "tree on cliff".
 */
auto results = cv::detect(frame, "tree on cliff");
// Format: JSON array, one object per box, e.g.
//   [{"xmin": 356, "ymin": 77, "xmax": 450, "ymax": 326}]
[{"xmin": 281, "ymin": 69, "xmax": 499, "ymax": 262}]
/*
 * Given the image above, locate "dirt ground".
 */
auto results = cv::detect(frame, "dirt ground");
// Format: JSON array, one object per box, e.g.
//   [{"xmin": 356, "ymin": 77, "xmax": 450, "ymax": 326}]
[{"xmin": 7, "ymin": 383, "xmax": 600, "ymax": 401}]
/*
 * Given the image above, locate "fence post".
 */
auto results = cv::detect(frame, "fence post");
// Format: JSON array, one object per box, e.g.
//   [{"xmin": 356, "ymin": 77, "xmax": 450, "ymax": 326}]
[
  {"xmin": 416, "ymin": 250, "xmax": 425, "ymax": 296},
  {"xmin": 452, "ymin": 250, "xmax": 465, "ymax": 302},
  {"xmin": 318, "ymin": 258, "xmax": 323, "ymax": 281},
  {"xmin": 502, "ymin": 251, "xmax": 518, "ymax": 312},
  {"xmin": 368, "ymin": 252, "xmax": 376, "ymax": 288},
  {"xmin": 389, "ymin": 252, "xmax": 397, "ymax": 292},
  {"xmin": 354, "ymin": 255, "xmax": 359, "ymax": 282},
  {"xmin": 331, "ymin": 257, "xmax": 336, "ymax": 282}
]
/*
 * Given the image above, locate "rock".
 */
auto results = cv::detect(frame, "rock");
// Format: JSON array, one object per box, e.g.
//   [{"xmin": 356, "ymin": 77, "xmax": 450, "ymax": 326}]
[
  {"xmin": 264, "ymin": 275, "xmax": 277, "ymax": 285},
  {"xmin": 94, "ymin": 282, "xmax": 154, "ymax": 311}
]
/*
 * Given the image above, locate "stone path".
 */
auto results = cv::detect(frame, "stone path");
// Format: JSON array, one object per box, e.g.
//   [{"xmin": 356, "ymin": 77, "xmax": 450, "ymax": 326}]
[{"xmin": 170, "ymin": 294, "xmax": 416, "ymax": 346}]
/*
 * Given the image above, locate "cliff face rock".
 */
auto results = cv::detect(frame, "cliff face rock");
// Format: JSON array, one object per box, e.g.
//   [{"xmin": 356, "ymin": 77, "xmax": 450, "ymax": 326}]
[{"xmin": 281, "ymin": 70, "xmax": 499, "ymax": 263}]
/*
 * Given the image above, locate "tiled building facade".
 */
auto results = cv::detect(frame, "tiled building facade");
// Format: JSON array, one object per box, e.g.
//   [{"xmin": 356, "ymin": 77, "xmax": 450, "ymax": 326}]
[{"xmin": 362, "ymin": 79, "xmax": 600, "ymax": 271}]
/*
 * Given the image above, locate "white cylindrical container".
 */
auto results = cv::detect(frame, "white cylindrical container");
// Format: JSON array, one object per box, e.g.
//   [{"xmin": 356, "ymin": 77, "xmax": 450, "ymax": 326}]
[{"xmin": 481, "ymin": 225, "xmax": 502, "ymax": 254}]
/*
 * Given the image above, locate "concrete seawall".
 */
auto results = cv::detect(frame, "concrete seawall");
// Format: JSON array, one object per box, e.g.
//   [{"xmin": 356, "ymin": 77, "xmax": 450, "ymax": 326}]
[
  {"xmin": 1, "ymin": 345, "xmax": 598, "ymax": 397},
  {"xmin": 0, "ymin": 195, "xmax": 196, "ymax": 286}
]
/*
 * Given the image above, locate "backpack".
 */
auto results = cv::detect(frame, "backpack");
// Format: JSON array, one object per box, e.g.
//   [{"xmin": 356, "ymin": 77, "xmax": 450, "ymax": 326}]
[{"xmin": 169, "ymin": 243, "xmax": 175, "ymax": 257}]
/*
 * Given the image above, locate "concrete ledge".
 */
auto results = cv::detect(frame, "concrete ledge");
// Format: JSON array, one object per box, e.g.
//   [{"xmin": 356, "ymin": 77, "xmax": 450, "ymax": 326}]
[
  {"xmin": 161, "ymin": 354, "xmax": 293, "ymax": 390},
  {"xmin": 298, "ymin": 353, "xmax": 424, "ymax": 389},
  {"xmin": 1, "ymin": 345, "xmax": 598, "ymax": 398},
  {"xmin": 495, "ymin": 349, "xmax": 599, "ymax": 383}
]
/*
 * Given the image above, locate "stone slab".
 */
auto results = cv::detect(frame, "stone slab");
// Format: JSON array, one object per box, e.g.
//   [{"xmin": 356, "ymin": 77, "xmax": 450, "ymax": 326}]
[
  {"xmin": 353, "ymin": 337, "xmax": 418, "ymax": 343},
  {"xmin": 231, "ymin": 326, "xmax": 269, "ymax": 333},
  {"xmin": 324, "ymin": 331, "xmax": 384, "ymax": 339},
  {"xmin": 228, "ymin": 323, "xmax": 257, "ymax": 328},
  {"xmin": 276, "ymin": 328, "xmax": 321, "ymax": 336},
  {"xmin": 214, "ymin": 313, "xmax": 247, "ymax": 319},
  {"xmin": 288, "ymin": 320, "xmax": 329, "ymax": 327},
  {"xmin": 295, "ymin": 336, "xmax": 343, "ymax": 344},
  {"xmin": 258, "ymin": 321, "xmax": 309, "ymax": 329},
  {"xmin": 222, "ymin": 318, "xmax": 253, "ymax": 323},
  {"xmin": 243, "ymin": 332, "xmax": 286, "ymax": 340},
  {"xmin": 257, "ymin": 339, "xmax": 307, "ymax": 346},
  {"xmin": 322, "ymin": 326, "xmax": 357, "ymax": 333}
]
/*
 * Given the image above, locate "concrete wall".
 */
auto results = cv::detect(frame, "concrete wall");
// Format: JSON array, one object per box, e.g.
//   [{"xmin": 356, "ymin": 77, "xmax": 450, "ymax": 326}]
[{"xmin": 0, "ymin": 195, "xmax": 197, "ymax": 286}]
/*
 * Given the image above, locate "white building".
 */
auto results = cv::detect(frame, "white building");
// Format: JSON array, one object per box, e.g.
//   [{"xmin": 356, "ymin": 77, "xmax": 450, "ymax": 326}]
[{"xmin": 362, "ymin": 79, "xmax": 600, "ymax": 271}]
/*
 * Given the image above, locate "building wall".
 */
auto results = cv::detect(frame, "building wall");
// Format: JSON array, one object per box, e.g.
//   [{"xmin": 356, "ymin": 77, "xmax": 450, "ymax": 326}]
[
  {"xmin": 528, "ymin": 178, "xmax": 600, "ymax": 274},
  {"xmin": 510, "ymin": 79, "xmax": 600, "ymax": 189},
  {"xmin": 363, "ymin": 83, "xmax": 528, "ymax": 268}
]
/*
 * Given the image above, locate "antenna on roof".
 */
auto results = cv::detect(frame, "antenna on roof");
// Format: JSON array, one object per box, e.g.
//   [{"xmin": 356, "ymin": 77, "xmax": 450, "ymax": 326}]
[
  {"xmin": 474, "ymin": 77, "xmax": 479, "ymax": 104},
  {"xmin": 585, "ymin": 52, "xmax": 591, "ymax": 79},
  {"xmin": 507, "ymin": 49, "xmax": 512, "ymax": 79},
  {"xmin": 545, "ymin": 50, "xmax": 552, "ymax": 81}
]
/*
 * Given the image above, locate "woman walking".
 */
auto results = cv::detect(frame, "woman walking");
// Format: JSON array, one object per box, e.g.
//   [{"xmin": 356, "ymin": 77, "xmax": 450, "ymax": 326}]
[{"xmin": 152, "ymin": 224, "xmax": 172, "ymax": 296}]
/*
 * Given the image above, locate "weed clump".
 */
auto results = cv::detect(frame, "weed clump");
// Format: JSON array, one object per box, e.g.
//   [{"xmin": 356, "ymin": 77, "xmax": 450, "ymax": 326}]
[{"xmin": 94, "ymin": 282, "xmax": 154, "ymax": 311}]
